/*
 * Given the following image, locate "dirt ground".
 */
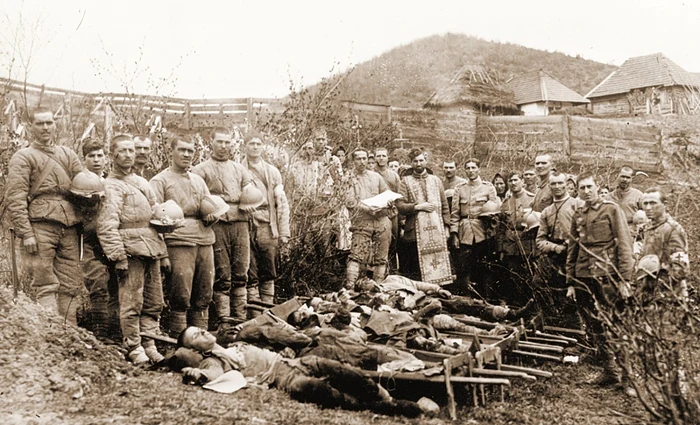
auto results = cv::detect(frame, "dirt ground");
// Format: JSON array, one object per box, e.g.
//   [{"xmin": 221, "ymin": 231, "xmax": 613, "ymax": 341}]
[{"xmin": 1, "ymin": 284, "xmax": 650, "ymax": 425}]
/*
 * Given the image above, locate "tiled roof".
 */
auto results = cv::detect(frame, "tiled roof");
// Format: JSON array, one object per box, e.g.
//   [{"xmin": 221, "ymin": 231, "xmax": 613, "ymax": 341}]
[
  {"xmin": 586, "ymin": 53, "xmax": 698, "ymax": 99},
  {"xmin": 505, "ymin": 70, "xmax": 589, "ymax": 105}
]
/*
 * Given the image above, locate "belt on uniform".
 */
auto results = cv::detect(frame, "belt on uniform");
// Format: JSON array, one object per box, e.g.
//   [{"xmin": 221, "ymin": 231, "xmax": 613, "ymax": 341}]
[
  {"xmin": 32, "ymin": 194, "xmax": 66, "ymax": 201},
  {"xmin": 460, "ymin": 214, "xmax": 479, "ymax": 220},
  {"xmin": 119, "ymin": 222, "xmax": 150, "ymax": 229}
]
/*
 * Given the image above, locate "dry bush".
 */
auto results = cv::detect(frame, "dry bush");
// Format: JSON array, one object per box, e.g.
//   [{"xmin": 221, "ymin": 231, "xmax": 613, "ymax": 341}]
[{"xmin": 259, "ymin": 75, "xmax": 399, "ymax": 297}]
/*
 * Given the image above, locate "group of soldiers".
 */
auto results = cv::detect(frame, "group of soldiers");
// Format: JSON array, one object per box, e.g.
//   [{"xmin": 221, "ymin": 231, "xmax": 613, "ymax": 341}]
[
  {"xmin": 5, "ymin": 107, "xmax": 289, "ymax": 365},
  {"xmin": 4, "ymin": 108, "xmax": 691, "ymax": 392},
  {"xmin": 339, "ymin": 146, "xmax": 689, "ymax": 393}
]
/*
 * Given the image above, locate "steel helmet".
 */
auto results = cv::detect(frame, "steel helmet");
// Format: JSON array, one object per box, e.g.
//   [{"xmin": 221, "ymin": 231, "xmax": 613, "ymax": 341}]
[
  {"xmin": 239, "ymin": 184, "xmax": 264, "ymax": 212},
  {"xmin": 200, "ymin": 194, "xmax": 229, "ymax": 219},
  {"xmin": 632, "ymin": 210, "xmax": 648, "ymax": 226},
  {"xmin": 70, "ymin": 171, "xmax": 104, "ymax": 197},
  {"xmin": 636, "ymin": 254, "xmax": 660, "ymax": 279},
  {"xmin": 150, "ymin": 200, "xmax": 184, "ymax": 227},
  {"xmin": 523, "ymin": 211, "xmax": 541, "ymax": 231},
  {"xmin": 479, "ymin": 200, "xmax": 501, "ymax": 217}
]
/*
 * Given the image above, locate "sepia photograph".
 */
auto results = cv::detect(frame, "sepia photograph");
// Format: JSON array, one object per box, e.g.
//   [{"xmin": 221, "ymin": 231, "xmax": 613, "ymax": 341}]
[{"xmin": 0, "ymin": 1, "xmax": 698, "ymax": 423}]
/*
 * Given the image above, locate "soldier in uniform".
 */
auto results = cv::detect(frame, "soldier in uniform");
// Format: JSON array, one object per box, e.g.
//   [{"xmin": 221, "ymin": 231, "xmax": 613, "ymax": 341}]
[
  {"xmin": 609, "ymin": 166, "xmax": 643, "ymax": 239},
  {"xmin": 496, "ymin": 171, "xmax": 535, "ymax": 304},
  {"xmin": 534, "ymin": 172, "xmax": 581, "ymax": 327},
  {"xmin": 442, "ymin": 161, "xmax": 467, "ymax": 213},
  {"xmin": 133, "ymin": 135, "xmax": 156, "ymax": 180},
  {"xmin": 345, "ymin": 149, "xmax": 392, "ymax": 287},
  {"xmin": 5, "ymin": 107, "xmax": 83, "ymax": 323},
  {"xmin": 566, "ymin": 172, "xmax": 633, "ymax": 389},
  {"xmin": 532, "ymin": 154, "xmax": 554, "ymax": 212},
  {"xmin": 241, "ymin": 132, "xmax": 290, "ymax": 304},
  {"xmin": 151, "ymin": 134, "xmax": 216, "ymax": 336},
  {"xmin": 637, "ymin": 187, "xmax": 689, "ymax": 300},
  {"xmin": 449, "ymin": 158, "xmax": 501, "ymax": 298},
  {"xmin": 523, "ymin": 168, "xmax": 538, "ymax": 194},
  {"xmin": 192, "ymin": 128, "xmax": 255, "ymax": 322},
  {"xmin": 98, "ymin": 135, "xmax": 169, "ymax": 364}
]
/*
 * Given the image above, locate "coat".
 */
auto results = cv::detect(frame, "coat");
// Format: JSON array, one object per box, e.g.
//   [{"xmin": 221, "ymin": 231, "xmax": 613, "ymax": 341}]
[
  {"xmin": 566, "ymin": 200, "xmax": 633, "ymax": 281},
  {"xmin": 97, "ymin": 168, "xmax": 168, "ymax": 262},
  {"xmin": 5, "ymin": 143, "xmax": 83, "ymax": 239}
]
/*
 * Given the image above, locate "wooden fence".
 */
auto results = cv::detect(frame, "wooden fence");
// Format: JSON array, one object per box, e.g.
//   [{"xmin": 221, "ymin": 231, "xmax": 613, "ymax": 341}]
[
  {"xmin": 342, "ymin": 102, "xmax": 663, "ymax": 173},
  {"xmin": 0, "ymin": 77, "xmax": 663, "ymax": 172},
  {"xmin": 0, "ymin": 77, "xmax": 285, "ymax": 134}
]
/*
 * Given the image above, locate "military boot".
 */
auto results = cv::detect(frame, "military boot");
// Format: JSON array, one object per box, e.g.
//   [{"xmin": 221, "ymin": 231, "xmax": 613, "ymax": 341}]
[
  {"xmin": 212, "ymin": 291, "xmax": 231, "ymax": 323},
  {"xmin": 37, "ymin": 294, "xmax": 58, "ymax": 314},
  {"xmin": 259, "ymin": 280, "xmax": 275, "ymax": 304},
  {"xmin": 230, "ymin": 286, "xmax": 248, "ymax": 321},
  {"xmin": 373, "ymin": 265, "xmax": 387, "ymax": 284},
  {"xmin": 247, "ymin": 284, "xmax": 262, "ymax": 303},
  {"xmin": 189, "ymin": 309, "xmax": 209, "ymax": 330},
  {"xmin": 168, "ymin": 311, "xmax": 188, "ymax": 338}
]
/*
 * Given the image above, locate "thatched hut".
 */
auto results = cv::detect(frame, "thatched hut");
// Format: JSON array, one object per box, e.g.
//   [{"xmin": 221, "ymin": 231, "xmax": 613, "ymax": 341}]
[{"xmin": 424, "ymin": 64, "xmax": 518, "ymax": 115}]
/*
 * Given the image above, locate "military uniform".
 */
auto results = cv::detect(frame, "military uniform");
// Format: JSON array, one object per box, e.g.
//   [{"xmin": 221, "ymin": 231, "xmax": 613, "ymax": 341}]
[
  {"xmin": 243, "ymin": 157, "xmax": 290, "ymax": 304},
  {"xmin": 5, "ymin": 142, "xmax": 83, "ymax": 320},
  {"xmin": 566, "ymin": 199, "xmax": 633, "ymax": 382},
  {"xmin": 345, "ymin": 170, "xmax": 391, "ymax": 286},
  {"xmin": 497, "ymin": 189, "xmax": 534, "ymax": 303},
  {"xmin": 449, "ymin": 177, "xmax": 500, "ymax": 297},
  {"xmin": 638, "ymin": 214, "xmax": 688, "ymax": 299},
  {"xmin": 534, "ymin": 195, "xmax": 580, "ymax": 327},
  {"xmin": 532, "ymin": 179, "xmax": 553, "ymax": 213},
  {"xmin": 150, "ymin": 168, "xmax": 216, "ymax": 335},
  {"xmin": 98, "ymin": 167, "xmax": 168, "ymax": 352},
  {"xmin": 610, "ymin": 187, "xmax": 643, "ymax": 238}
]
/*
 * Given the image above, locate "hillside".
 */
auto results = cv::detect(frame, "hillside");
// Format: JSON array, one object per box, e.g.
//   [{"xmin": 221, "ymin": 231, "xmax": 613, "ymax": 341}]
[{"xmin": 336, "ymin": 33, "xmax": 616, "ymax": 108}]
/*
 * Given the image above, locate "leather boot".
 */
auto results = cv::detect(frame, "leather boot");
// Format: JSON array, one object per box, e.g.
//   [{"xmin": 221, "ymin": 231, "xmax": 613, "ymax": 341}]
[
  {"xmin": 259, "ymin": 280, "xmax": 275, "ymax": 304},
  {"xmin": 230, "ymin": 286, "xmax": 247, "ymax": 321},
  {"xmin": 373, "ymin": 265, "xmax": 387, "ymax": 284},
  {"xmin": 189, "ymin": 309, "xmax": 209, "ymax": 330},
  {"xmin": 91, "ymin": 311, "xmax": 112, "ymax": 343},
  {"xmin": 168, "ymin": 311, "xmax": 188, "ymax": 338},
  {"xmin": 212, "ymin": 292, "xmax": 231, "ymax": 321},
  {"xmin": 57, "ymin": 294, "xmax": 78, "ymax": 326},
  {"xmin": 247, "ymin": 284, "xmax": 262, "ymax": 303},
  {"xmin": 37, "ymin": 294, "xmax": 58, "ymax": 314},
  {"xmin": 345, "ymin": 260, "xmax": 361, "ymax": 290}
]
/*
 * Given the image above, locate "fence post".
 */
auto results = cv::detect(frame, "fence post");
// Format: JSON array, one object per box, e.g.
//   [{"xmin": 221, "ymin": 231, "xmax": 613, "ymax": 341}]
[
  {"xmin": 561, "ymin": 115, "xmax": 572, "ymax": 161},
  {"xmin": 247, "ymin": 97, "xmax": 254, "ymax": 131},
  {"xmin": 104, "ymin": 97, "xmax": 113, "ymax": 145},
  {"xmin": 184, "ymin": 101, "xmax": 191, "ymax": 130}
]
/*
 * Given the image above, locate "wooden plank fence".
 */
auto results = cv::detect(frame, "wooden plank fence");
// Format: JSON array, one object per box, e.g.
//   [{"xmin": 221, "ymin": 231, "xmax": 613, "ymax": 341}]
[{"xmin": 342, "ymin": 101, "xmax": 663, "ymax": 173}]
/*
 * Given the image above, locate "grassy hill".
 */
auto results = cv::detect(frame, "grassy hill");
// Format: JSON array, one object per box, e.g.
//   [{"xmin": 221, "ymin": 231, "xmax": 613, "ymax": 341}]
[{"xmin": 335, "ymin": 33, "xmax": 616, "ymax": 108}]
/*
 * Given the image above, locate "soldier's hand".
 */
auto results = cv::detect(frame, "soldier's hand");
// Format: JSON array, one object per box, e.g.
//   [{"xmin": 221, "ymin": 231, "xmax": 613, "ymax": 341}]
[
  {"xmin": 181, "ymin": 367, "xmax": 205, "ymax": 385},
  {"xmin": 280, "ymin": 236, "xmax": 289, "ymax": 245},
  {"xmin": 618, "ymin": 281, "xmax": 632, "ymax": 300},
  {"xmin": 555, "ymin": 244, "xmax": 566, "ymax": 255},
  {"xmin": 115, "ymin": 259, "xmax": 129, "ymax": 280},
  {"xmin": 23, "ymin": 236, "xmax": 38, "ymax": 254},
  {"xmin": 161, "ymin": 258, "xmax": 171, "ymax": 274},
  {"xmin": 566, "ymin": 285, "xmax": 576, "ymax": 300},
  {"xmin": 449, "ymin": 232, "xmax": 460, "ymax": 250},
  {"xmin": 437, "ymin": 289, "xmax": 452, "ymax": 299}
]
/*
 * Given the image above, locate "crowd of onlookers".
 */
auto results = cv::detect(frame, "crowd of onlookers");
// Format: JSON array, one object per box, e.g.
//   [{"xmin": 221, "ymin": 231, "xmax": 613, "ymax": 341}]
[{"xmin": 4, "ymin": 109, "xmax": 690, "ymax": 396}]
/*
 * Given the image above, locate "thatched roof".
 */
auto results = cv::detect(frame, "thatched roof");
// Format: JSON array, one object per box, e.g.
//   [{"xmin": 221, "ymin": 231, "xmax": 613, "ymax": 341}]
[{"xmin": 424, "ymin": 64, "xmax": 517, "ymax": 111}]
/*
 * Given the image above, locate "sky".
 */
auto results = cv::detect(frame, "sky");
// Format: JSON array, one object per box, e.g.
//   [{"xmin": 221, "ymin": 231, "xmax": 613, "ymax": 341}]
[{"xmin": 1, "ymin": 0, "xmax": 699, "ymax": 99}]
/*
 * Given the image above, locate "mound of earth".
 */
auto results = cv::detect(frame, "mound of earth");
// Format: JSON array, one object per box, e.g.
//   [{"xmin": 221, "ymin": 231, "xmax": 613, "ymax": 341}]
[{"xmin": 0, "ymin": 285, "xmax": 139, "ymax": 424}]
